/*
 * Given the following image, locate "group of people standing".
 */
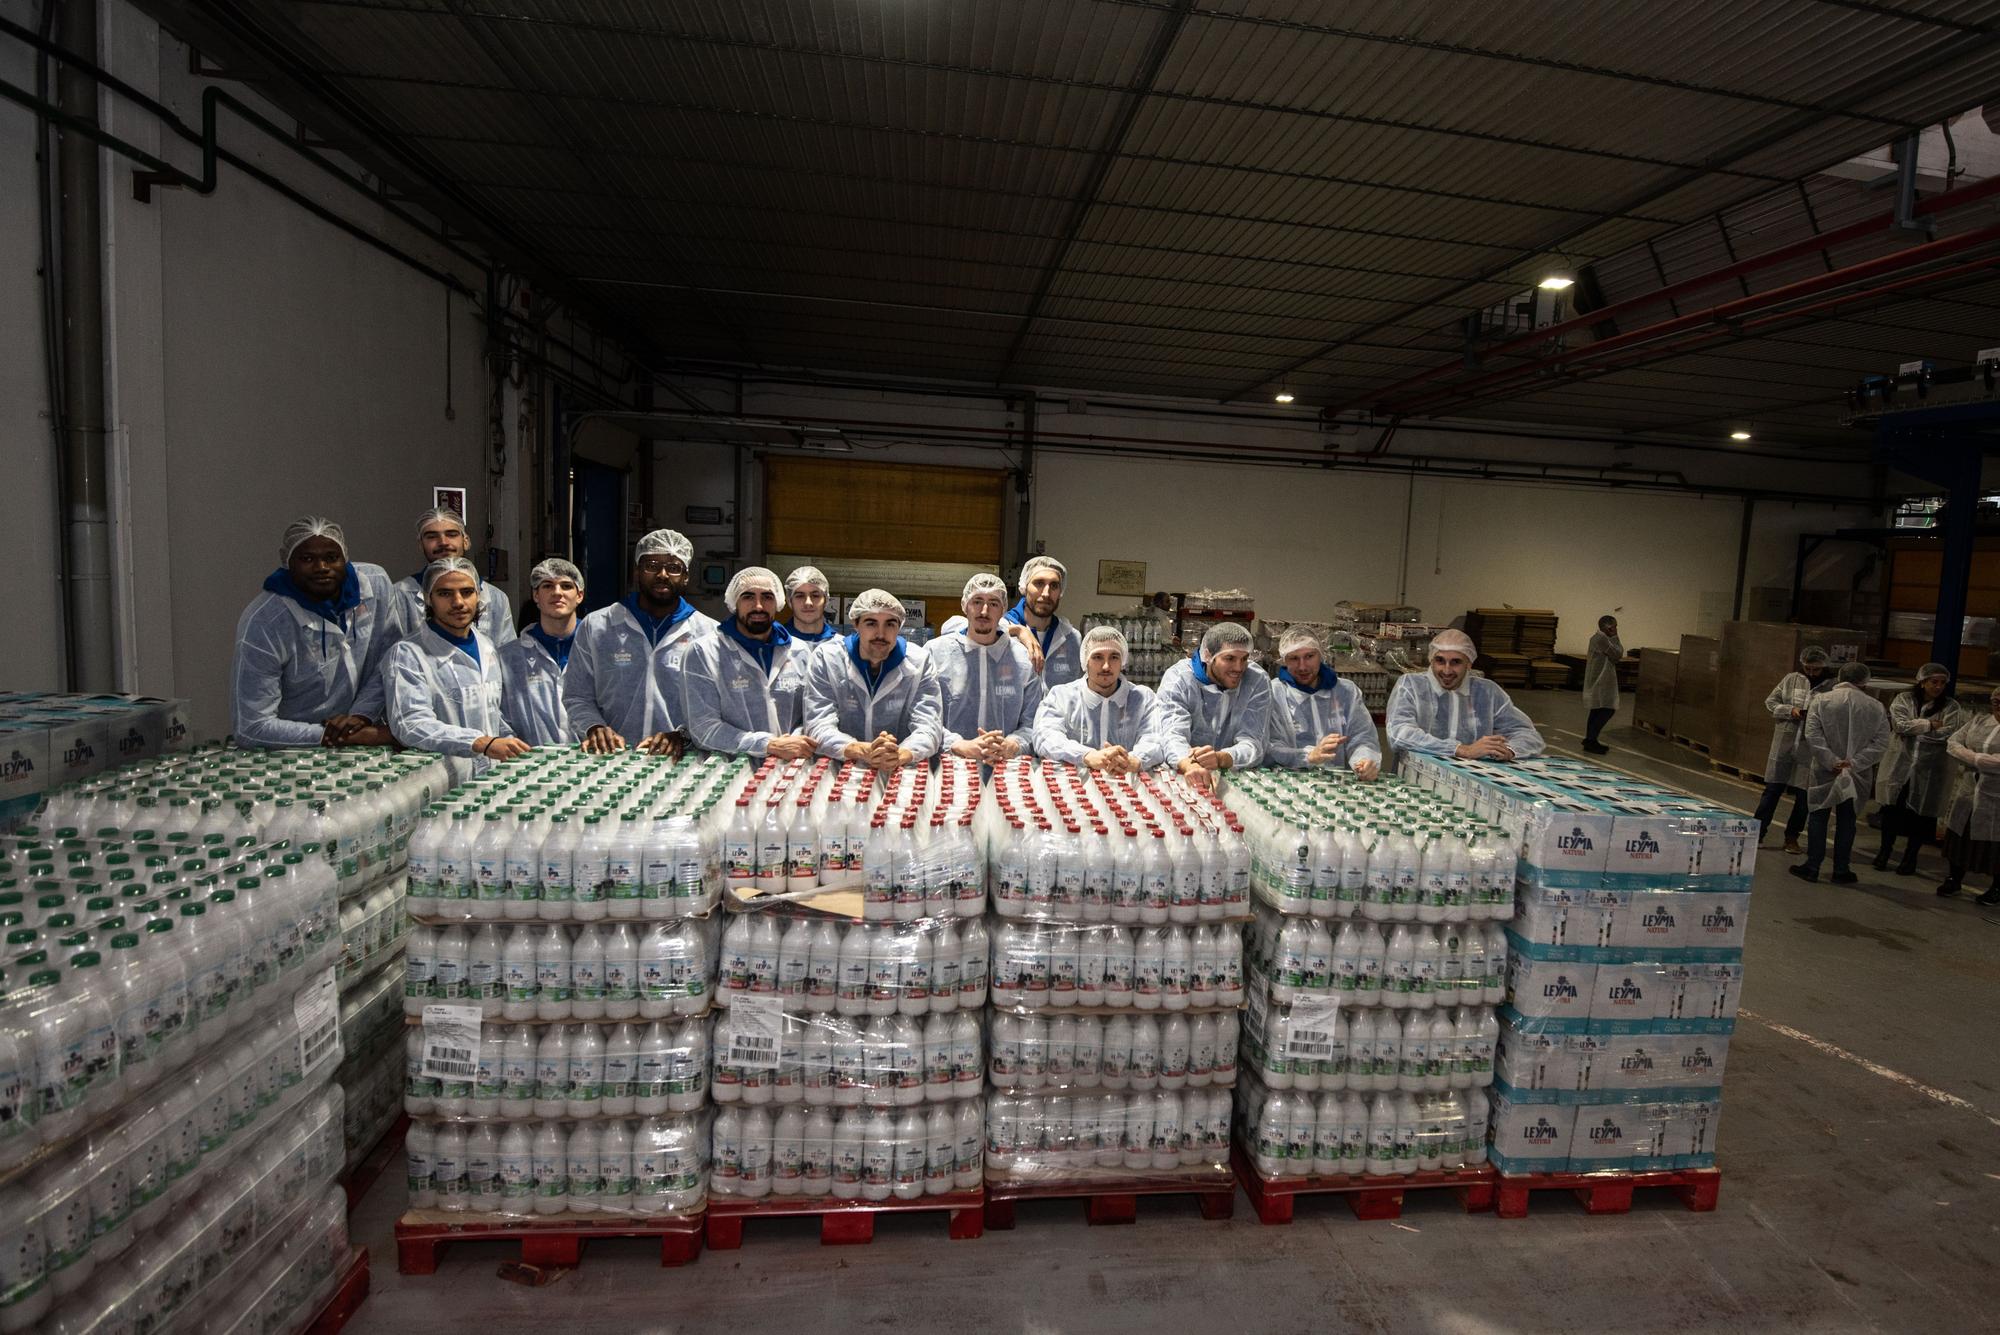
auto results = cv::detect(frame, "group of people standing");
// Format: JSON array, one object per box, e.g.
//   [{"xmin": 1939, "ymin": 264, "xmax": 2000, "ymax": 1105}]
[
  {"xmin": 1751, "ymin": 647, "xmax": 2000, "ymax": 905},
  {"xmin": 231, "ymin": 512, "xmax": 1555, "ymax": 798}
]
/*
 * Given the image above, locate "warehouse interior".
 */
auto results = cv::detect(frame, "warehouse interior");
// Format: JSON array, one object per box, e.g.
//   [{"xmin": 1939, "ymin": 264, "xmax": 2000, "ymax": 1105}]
[{"xmin": 4, "ymin": 2, "xmax": 2000, "ymax": 1333}]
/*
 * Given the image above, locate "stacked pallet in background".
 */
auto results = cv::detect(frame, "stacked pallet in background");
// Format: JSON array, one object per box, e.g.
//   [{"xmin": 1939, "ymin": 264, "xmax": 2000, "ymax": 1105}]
[
  {"xmin": 1463, "ymin": 609, "xmax": 1558, "ymax": 689},
  {"xmin": 1712, "ymin": 622, "xmax": 1865, "ymax": 782},
  {"xmin": 0, "ymin": 691, "xmax": 194, "ymax": 831},
  {"xmin": 1671, "ymin": 636, "xmax": 1720, "ymax": 752},
  {"xmin": 1633, "ymin": 648, "xmax": 1680, "ymax": 735}
]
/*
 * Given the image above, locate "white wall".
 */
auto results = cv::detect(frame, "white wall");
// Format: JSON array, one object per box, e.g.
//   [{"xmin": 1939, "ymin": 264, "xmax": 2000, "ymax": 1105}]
[{"xmin": 0, "ymin": 2, "xmax": 64, "ymax": 690}]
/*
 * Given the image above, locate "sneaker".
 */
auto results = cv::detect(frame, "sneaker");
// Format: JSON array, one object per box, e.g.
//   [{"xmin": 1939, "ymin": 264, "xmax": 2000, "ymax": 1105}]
[
  {"xmin": 1871, "ymin": 850, "xmax": 1891, "ymax": 871},
  {"xmin": 1830, "ymin": 871, "xmax": 1859, "ymax": 885},
  {"xmin": 1787, "ymin": 865, "xmax": 1818, "ymax": 883},
  {"xmin": 1896, "ymin": 855, "xmax": 1920, "ymax": 877},
  {"xmin": 1979, "ymin": 887, "xmax": 2000, "ymax": 908},
  {"xmin": 1937, "ymin": 880, "xmax": 1962, "ymax": 899},
  {"xmin": 1583, "ymin": 742, "xmax": 1610, "ymax": 756},
  {"xmin": 1783, "ymin": 839, "xmax": 1803, "ymax": 856}
]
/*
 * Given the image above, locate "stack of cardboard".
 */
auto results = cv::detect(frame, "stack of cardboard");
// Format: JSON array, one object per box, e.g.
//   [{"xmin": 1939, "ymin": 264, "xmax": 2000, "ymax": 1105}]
[{"xmin": 1465, "ymin": 607, "xmax": 1559, "ymax": 688}]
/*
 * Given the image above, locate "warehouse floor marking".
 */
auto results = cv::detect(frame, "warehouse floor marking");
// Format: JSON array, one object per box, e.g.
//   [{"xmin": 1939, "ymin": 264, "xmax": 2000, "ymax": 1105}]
[{"xmin": 1739, "ymin": 1008, "xmax": 2000, "ymax": 1130}]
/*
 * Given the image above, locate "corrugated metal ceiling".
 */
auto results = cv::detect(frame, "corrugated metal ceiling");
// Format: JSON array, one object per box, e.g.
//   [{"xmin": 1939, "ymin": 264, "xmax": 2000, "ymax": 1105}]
[{"xmin": 171, "ymin": 0, "xmax": 2000, "ymax": 446}]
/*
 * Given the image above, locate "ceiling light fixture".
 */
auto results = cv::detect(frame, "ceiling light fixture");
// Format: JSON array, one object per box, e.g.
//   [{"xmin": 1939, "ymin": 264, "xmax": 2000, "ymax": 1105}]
[
  {"xmin": 1729, "ymin": 430, "xmax": 1753, "ymax": 442},
  {"xmin": 1537, "ymin": 269, "xmax": 1575, "ymax": 291},
  {"xmin": 1274, "ymin": 390, "xmax": 1295, "ymax": 403}
]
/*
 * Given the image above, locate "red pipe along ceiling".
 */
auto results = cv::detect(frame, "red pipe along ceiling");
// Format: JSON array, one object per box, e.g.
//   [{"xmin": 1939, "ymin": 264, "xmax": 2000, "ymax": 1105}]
[
  {"xmin": 1334, "ymin": 170, "xmax": 2000, "ymax": 417},
  {"xmin": 1381, "ymin": 218, "xmax": 2000, "ymax": 419}
]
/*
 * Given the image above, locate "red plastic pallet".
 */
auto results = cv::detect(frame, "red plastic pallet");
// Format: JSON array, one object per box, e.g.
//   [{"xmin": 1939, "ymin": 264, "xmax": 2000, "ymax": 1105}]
[
  {"xmin": 1230, "ymin": 1146, "xmax": 1496, "ymax": 1224},
  {"xmin": 983, "ymin": 1173, "xmax": 1236, "ymax": 1228},
  {"xmin": 706, "ymin": 1189, "xmax": 985, "ymax": 1246},
  {"xmin": 394, "ymin": 1209, "xmax": 704, "ymax": 1273},
  {"xmin": 343, "ymin": 1116, "xmax": 409, "ymax": 1212},
  {"xmin": 303, "ymin": 1249, "xmax": 371, "ymax": 1335},
  {"xmin": 1493, "ymin": 1168, "xmax": 1721, "ymax": 1219}
]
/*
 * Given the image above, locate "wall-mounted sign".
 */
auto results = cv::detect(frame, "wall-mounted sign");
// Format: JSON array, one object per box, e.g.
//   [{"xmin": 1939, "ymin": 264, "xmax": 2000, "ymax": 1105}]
[{"xmin": 1097, "ymin": 559, "xmax": 1148, "ymax": 597}]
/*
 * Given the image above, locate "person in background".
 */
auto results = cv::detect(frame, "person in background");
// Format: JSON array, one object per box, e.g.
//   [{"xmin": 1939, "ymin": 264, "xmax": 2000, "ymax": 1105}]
[
  {"xmin": 392, "ymin": 507, "xmax": 516, "ymax": 645},
  {"xmin": 1752, "ymin": 645, "xmax": 1834, "ymax": 853},
  {"xmin": 784, "ymin": 565, "xmax": 842, "ymax": 643},
  {"xmin": 932, "ymin": 573, "xmax": 1044, "ymax": 764},
  {"xmin": 1580, "ymin": 614, "xmax": 1624, "ymax": 755},
  {"xmin": 1939, "ymin": 689, "xmax": 2000, "ymax": 905},
  {"xmin": 231, "ymin": 516, "xmax": 398, "ymax": 749},
  {"xmin": 1033, "ymin": 626, "xmax": 1165, "ymax": 773},
  {"xmin": 563, "ymin": 528, "xmax": 717, "ymax": 755},
  {"xmin": 803, "ymin": 588, "xmax": 944, "ymax": 770},
  {"xmin": 1266, "ymin": 626, "xmax": 1381, "ymax": 778},
  {"xmin": 1002, "ymin": 555, "xmax": 1083, "ymax": 688},
  {"xmin": 680, "ymin": 566, "xmax": 815, "ymax": 760},
  {"xmin": 381, "ymin": 557, "xmax": 528, "ymax": 782},
  {"xmin": 1384, "ymin": 630, "xmax": 1545, "ymax": 762},
  {"xmin": 1153, "ymin": 621, "xmax": 1275, "ymax": 792},
  {"xmin": 497, "ymin": 558, "xmax": 583, "ymax": 747},
  {"xmin": 1873, "ymin": 662, "xmax": 1966, "ymax": 876},
  {"xmin": 1789, "ymin": 662, "xmax": 1890, "ymax": 885}
]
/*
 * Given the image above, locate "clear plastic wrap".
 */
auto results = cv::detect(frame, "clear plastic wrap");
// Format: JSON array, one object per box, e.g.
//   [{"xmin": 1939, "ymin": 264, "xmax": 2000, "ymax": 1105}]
[
  {"xmin": 716, "ymin": 911, "xmax": 986, "ymax": 1015},
  {"xmin": 407, "ymin": 1112, "xmax": 707, "ymax": 1217},
  {"xmin": 984, "ymin": 1089, "xmax": 1231, "ymax": 1185},
  {"xmin": 1243, "ymin": 997, "xmax": 1495, "ymax": 1096},
  {"xmin": 712, "ymin": 1101, "xmax": 978, "ymax": 1201},
  {"xmin": 194, "ymin": 1188, "xmax": 351, "ymax": 1335},
  {"xmin": 407, "ymin": 1016, "xmax": 712, "ymax": 1120},
  {"xmin": 1245, "ymin": 902, "xmax": 1506, "ymax": 1008},
  {"xmin": 405, "ymin": 917, "xmax": 720, "ymax": 1022},
  {"xmin": 1237, "ymin": 1069, "xmax": 1488, "ymax": 1180},
  {"xmin": 989, "ymin": 1011, "xmax": 1237, "ymax": 1093},
  {"xmin": 987, "ymin": 918, "xmax": 1242, "ymax": 1014},
  {"xmin": 336, "ymin": 875, "xmax": 406, "ymax": 981},
  {"xmin": 711, "ymin": 1005, "xmax": 982, "ymax": 1108}
]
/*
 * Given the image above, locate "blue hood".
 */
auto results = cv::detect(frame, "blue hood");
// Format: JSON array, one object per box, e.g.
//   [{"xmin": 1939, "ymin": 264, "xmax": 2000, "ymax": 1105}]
[
  {"xmin": 264, "ymin": 565, "xmax": 361, "ymax": 627},
  {"xmin": 525, "ymin": 622, "xmax": 575, "ymax": 669},
  {"xmin": 846, "ymin": 632, "xmax": 908, "ymax": 694},
  {"xmin": 432, "ymin": 623, "xmax": 481, "ymax": 667},
  {"xmin": 722, "ymin": 616, "xmax": 791, "ymax": 674},
  {"xmin": 1278, "ymin": 664, "xmax": 1339, "ymax": 694},
  {"xmin": 623, "ymin": 592, "xmax": 698, "ymax": 646},
  {"xmin": 1004, "ymin": 599, "xmax": 1060, "ymax": 654}
]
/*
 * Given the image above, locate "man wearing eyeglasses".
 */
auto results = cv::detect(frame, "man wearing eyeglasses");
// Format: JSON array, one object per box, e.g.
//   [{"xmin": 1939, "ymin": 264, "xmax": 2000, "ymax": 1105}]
[{"xmin": 562, "ymin": 529, "xmax": 717, "ymax": 755}]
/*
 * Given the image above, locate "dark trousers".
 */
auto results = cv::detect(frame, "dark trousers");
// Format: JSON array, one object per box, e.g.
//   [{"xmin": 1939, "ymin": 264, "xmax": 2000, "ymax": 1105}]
[
  {"xmin": 1754, "ymin": 782, "xmax": 1808, "ymax": 840},
  {"xmin": 1584, "ymin": 708, "xmax": 1615, "ymax": 746},
  {"xmin": 1803, "ymin": 800, "xmax": 1857, "ymax": 875},
  {"xmin": 1876, "ymin": 803, "xmax": 1930, "ymax": 863}
]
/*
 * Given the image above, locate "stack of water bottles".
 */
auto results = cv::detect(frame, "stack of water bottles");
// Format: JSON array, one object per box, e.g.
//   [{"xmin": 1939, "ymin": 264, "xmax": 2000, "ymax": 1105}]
[
  {"xmin": 979, "ymin": 761, "xmax": 1250, "ymax": 1189},
  {"xmin": 0, "ymin": 690, "xmax": 193, "ymax": 833},
  {"xmin": 1400, "ymin": 754, "xmax": 1749, "ymax": 1177},
  {"xmin": 1223, "ymin": 768, "xmax": 1510, "ymax": 1181},
  {"xmin": 706, "ymin": 755, "xmax": 987, "ymax": 1203},
  {"xmin": 401, "ymin": 750, "xmax": 741, "ymax": 1222},
  {"xmin": 0, "ymin": 823, "xmax": 348, "ymax": 1335}
]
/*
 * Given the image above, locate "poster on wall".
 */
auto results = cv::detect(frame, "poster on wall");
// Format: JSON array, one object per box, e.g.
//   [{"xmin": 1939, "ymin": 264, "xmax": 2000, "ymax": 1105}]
[
  {"xmin": 432, "ymin": 485, "xmax": 468, "ymax": 520},
  {"xmin": 1097, "ymin": 559, "xmax": 1148, "ymax": 597}
]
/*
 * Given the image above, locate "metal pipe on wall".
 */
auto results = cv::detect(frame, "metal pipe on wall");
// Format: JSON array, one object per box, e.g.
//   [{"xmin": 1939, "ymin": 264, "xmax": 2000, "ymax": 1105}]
[{"xmin": 56, "ymin": 0, "xmax": 114, "ymax": 691}]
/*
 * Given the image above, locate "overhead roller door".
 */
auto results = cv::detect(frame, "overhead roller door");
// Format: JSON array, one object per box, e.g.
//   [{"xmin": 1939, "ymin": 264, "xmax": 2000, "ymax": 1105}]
[{"xmin": 764, "ymin": 458, "xmax": 1005, "ymax": 565}]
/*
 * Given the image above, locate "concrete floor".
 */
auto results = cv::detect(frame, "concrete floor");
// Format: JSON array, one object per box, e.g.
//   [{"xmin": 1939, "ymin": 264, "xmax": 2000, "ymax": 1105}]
[{"xmin": 344, "ymin": 694, "xmax": 2000, "ymax": 1335}]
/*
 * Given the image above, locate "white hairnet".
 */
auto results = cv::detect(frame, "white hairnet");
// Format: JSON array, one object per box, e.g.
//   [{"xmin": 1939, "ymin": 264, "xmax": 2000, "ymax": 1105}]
[
  {"xmin": 940, "ymin": 615, "xmax": 969, "ymax": 636},
  {"xmin": 1799, "ymin": 645, "xmax": 1830, "ymax": 667},
  {"xmin": 1081, "ymin": 625, "xmax": 1128, "ymax": 663},
  {"xmin": 634, "ymin": 529, "xmax": 693, "ymax": 564},
  {"xmin": 1430, "ymin": 629, "xmax": 1478, "ymax": 660},
  {"xmin": 1017, "ymin": 555, "xmax": 1067, "ymax": 594},
  {"xmin": 962, "ymin": 572, "xmax": 1009, "ymax": 606},
  {"xmin": 279, "ymin": 517, "xmax": 346, "ymax": 565},
  {"xmin": 725, "ymin": 566, "xmax": 782, "ymax": 608},
  {"xmin": 846, "ymin": 588, "xmax": 905, "ymax": 622},
  {"xmin": 528, "ymin": 557, "xmax": 583, "ymax": 591},
  {"xmin": 1200, "ymin": 621, "xmax": 1252, "ymax": 660},
  {"xmin": 1837, "ymin": 661, "xmax": 1870, "ymax": 685},
  {"xmin": 415, "ymin": 507, "xmax": 466, "ymax": 536},
  {"xmin": 421, "ymin": 556, "xmax": 482, "ymax": 597},
  {"xmin": 784, "ymin": 565, "xmax": 830, "ymax": 598},
  {"xmin": 1277, "ymin": 626, "xmax": 1324, "ymax": 657},
  {"xmin": 1917, "ymin": 661, "xmax": 1951, "ymax": 682}
]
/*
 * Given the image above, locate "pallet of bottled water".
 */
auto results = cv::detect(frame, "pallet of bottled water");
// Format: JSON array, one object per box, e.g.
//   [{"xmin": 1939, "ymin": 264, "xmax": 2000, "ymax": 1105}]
[
  {"xmin": 1400, "ymin": 754, "xmax": 1744, "ymax": 1193},
  {"xmin": 0, "ymin": 691, "xmax": 192, "ymax": 833}
]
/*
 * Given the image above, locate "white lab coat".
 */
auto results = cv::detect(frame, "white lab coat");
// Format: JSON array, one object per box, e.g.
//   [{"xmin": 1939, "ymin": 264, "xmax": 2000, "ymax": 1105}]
[
  {"xmin": 1384, "ymin": 671, "xmax": 1545, "ymax": 760},
  {"xmin": 1802, "ymin": 685, "xmax": 1891, "ymax": 812},
  {"xmin": 1873, "ymin": 692, "xmax": 1968, "ymax": 816},
  {"xmin": 1581, "ymin": 633, "xmax": 1624, "ymax": 711},
  {"xmin": 1152, "ymin": 656, "xmax": 1276, "ymax": 770},
  {"xmin": 383, "ymin": 624, "xmax": 511, "ymax": 783},
  {"xmin": 802, "ymin": 637, "xmax": 945, "ymax": 761},
  {"xmin": 929, "ymin": 632, "xmax": 1045, "ymax": 755},
  {"xmin": 562, "ymin": 600, "xmax": 717, "ymax": 744},
  {"xmin": 1032, "ymin": 678, "xmax": 1166, "ymax": 768},
  {"xmin": 1946, "ymin": 714, "xmax": 2000, "ymax": 842},
  {"xmin": 1762, "ymin": 672, "xmax": 1835, "ymax": 786},
  {"xmin": 1004, "ymin": 608, "xmax": 1083, "ymax": 689},
  {"xmin": 497, "ymin": 633, "xmax": 571, "ymax": 747},
  {"xmin": 230, "ymin": 562, "xmax": 398, "ymax": 748},
  {"xmin": 679, "ymin": 626, "xmax": 811, "ymax": 757},
  {"xmin": 1265, "ymin": 670, "xmax": 1382, "ymax": 771}
]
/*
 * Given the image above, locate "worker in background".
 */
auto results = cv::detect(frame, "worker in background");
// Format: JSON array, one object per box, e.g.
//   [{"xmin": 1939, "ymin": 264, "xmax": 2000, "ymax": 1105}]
[
  {"xmin": 1002, "ymin": 555, "xmax": 1083, "ymax": 688},
  {"xmin": 784, "ymin": 565, "xmax": 842, "ymax": 644},
  {"xmin": 1580, "ymin": 614, "xmax": 1624, "ymax": 755},
  {"xmin": 1385, "ymin": 630, "xmax": 1545, "ymax": 762},
  {"xmin": 1790, "ymin": 662, "xmax": 1891, "ymax": 885},
  {"xmin": 497, "ymin": 558, "xmax": 583, "ymax": 747},
  {"xmin": 231, "ymin": 516, "xmax": 398, "ymax": 749},
  {"xmin": 1266, "ymin": 626, "xmax": 1381, "ymax": 778},
  {"xmin": 1872, "ymin": 662, "xmax": 1966, "ymax": 876},
  {"xmin": 393, "ymin": 507, "xmax": 516, "ymax": 645},
  {"xmin": 931, "ymin": 573, "xmax": 1044, "ymax": 764},
  {"xmin": 1938, "ymin": 689, "xmax": 2000, "ymax": 905},
  {"xmin": 563, "ymin": 529, "xmax": 717, "ymax": 755},
  {"xmin": 1033, "ymin": 626, "xmax": 1164, "ymax": 772},
  {"xmin": 381, "ymin": 557, "xmax": 528, "ymax": 783},
  {"xmin": 1752, "ymin": 645, "xmax": 1835, "ymax": 853},
  {"xmin": 680, "ymin": 566, "xmax": 815, "ymax": 760},
  {"xmin": 1153, "ymin": 621, "xmax": 1275, "ymax": 792},
  {"xmin": 803, "ymin": 588, "xmax": 943, "ymax": 770}
]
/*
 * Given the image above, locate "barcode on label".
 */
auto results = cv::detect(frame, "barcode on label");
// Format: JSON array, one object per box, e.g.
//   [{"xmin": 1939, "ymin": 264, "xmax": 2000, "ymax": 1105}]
[
  {"xmin": 734, "ymin": 1035, "xmax": 775, "ymax": 1051},
  {"xmin": 1286, "ymin": 1031, "xmax": 1334, "ymax": 1059},
  {"xmin": 429, "ymin": 1046, "xmax": 472, "ymax": 1064},
  {"xmin": 427, "ymin": 1058, "xmax": 476, "ymax": 1078}
]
